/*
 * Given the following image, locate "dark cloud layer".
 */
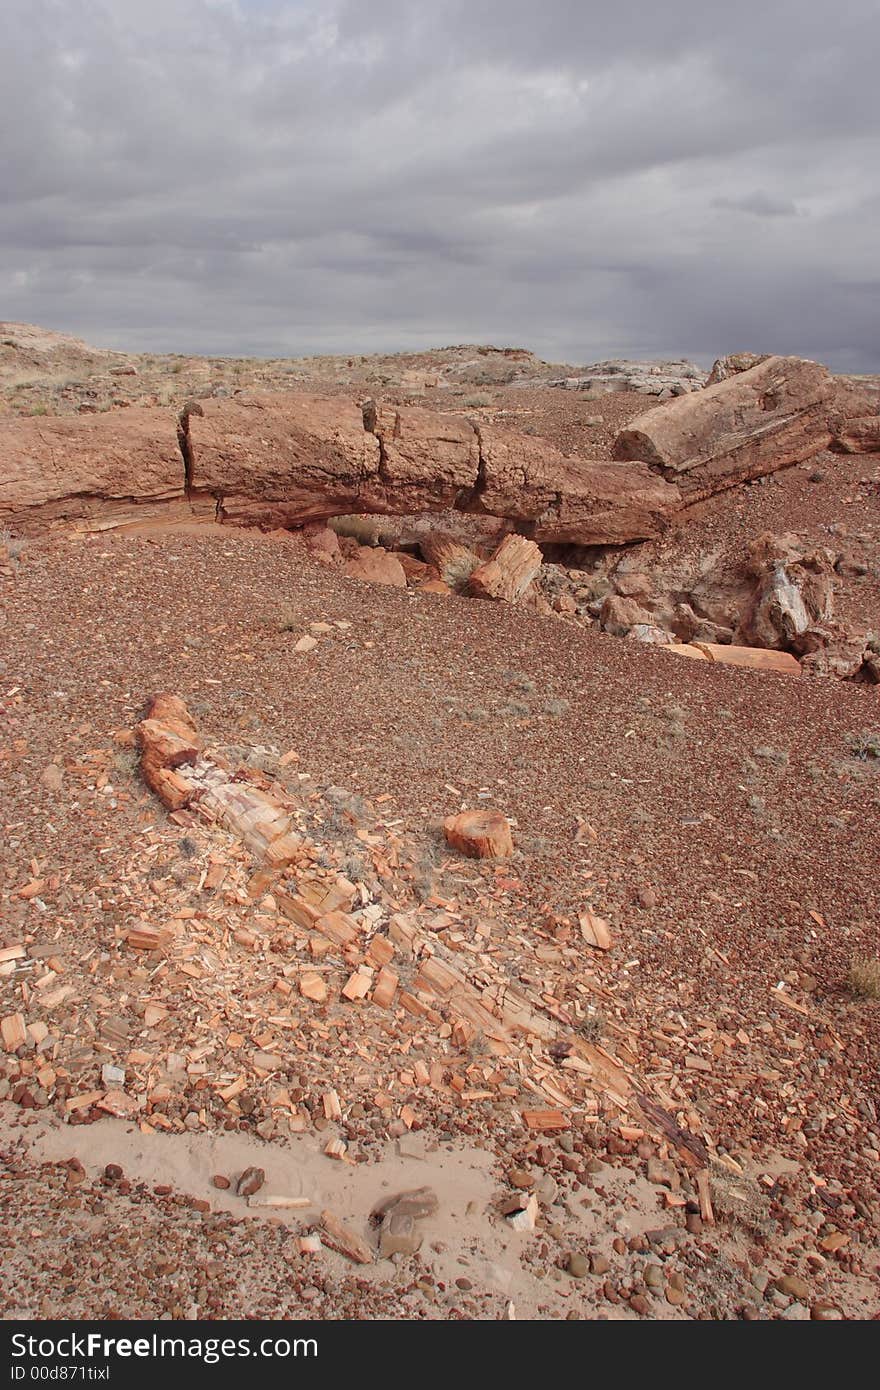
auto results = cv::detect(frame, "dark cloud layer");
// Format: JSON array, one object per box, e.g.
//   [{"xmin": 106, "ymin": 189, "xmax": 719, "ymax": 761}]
[{"xmin": 2, "ymin": 0, "xmax": 878, "ymax": 368}]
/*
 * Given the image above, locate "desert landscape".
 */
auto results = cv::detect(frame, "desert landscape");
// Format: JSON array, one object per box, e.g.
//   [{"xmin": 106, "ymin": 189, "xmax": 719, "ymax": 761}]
[{"xmin": 1, "ymin": 323, "xmax": 878, "ymax": 1322}]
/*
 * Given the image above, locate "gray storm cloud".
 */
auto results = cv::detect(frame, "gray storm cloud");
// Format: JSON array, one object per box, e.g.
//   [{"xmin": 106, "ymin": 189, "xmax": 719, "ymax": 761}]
[{"xmin": 1, "ymin": 0, "xmax": 878, "ymax": 368}]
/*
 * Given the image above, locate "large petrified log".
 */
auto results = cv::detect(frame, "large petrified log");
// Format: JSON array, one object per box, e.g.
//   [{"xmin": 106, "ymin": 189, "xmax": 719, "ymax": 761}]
[
  {"xmin": 3, "ymin": 356, "xmax": 866, "ymax": 542},
  {"xmin": 475, "ymin": 427, "xmax": 682, "ymax": 543},
  {"xmin": 181, "ymin": 395, "xmax": 384, "ymax": 526},
  {"xmin": 182, "ymin": 393, "xmax": 677, "ymax": 544},
  {"xmin": 612, "ymin": 355, "xmax": 836, "ymax": 495}
]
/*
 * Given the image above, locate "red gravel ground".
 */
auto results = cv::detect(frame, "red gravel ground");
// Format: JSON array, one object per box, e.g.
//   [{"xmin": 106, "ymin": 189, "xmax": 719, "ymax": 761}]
[{"xmin": 2, "ymin": 527, "xmax": 878, "ymax": 1320}]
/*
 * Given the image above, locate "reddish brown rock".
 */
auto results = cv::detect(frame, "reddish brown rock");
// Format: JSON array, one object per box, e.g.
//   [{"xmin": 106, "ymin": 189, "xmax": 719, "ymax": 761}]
[
  {"xmin": 135, "ymin": 694, "xmax": 202, "ymax": 810},
  {"xmin": 444, "ymin": 810, "xmax": 514, "ymax": 859},
  {"xmin": 393, "ymin": 551, "xmax": 437, "ymax": 584},
  {"xmin": 234, "ymin": 1166, "xmax": 265, "ymax": 1198},
  {"xmin": 613, "ymin": 356, "xmax": 836, "ymax": 496},
  {"xmin": 343, "ymin": 546, "xmax": 407, "ymax": 588},
  {"xmin": 302, "ymin": 522, "xmax": 341, "ymax": 558},
  {"xmin": 831, "ymin": 415, "xmax": 880, "ymax": 453},
  {"xmin": 0, "ymin": 408, "xmax": 183, "ymax": 531},
  {"xmin": 600, "ymin": 595, "xmax": 654, "ymax": 635},
  {"xmin": 468, "ymin": 534, "xmax": 542, "ymax": 602}
]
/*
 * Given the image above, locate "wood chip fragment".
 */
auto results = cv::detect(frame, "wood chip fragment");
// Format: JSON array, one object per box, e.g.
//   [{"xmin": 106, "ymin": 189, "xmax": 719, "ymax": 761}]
[
  {"xmin": 319, "ymin": 1210, "xmax": 373, "ymax": 1264},
  {"xmin": 579, "ymin": 910, "xmax": 613, "ymax": 950}
]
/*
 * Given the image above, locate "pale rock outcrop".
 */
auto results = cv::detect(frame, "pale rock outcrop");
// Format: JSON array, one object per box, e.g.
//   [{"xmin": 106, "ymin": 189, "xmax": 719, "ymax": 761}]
[
  {"xmin": 548, "ymin": 359, "xmax": 705, "ymax": 396},
  {"xmin": 704, "ymin": 352, "xmax": 770, "ymax": 386},
  {"xmin": 736, "ymin": 533, "xmax": 834, "ymax": 652}
]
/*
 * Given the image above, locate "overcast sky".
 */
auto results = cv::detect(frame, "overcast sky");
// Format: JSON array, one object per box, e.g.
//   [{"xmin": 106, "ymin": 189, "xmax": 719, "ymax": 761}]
[{"xmin": 2, "ymin": 0, "xmax": 879, "ymax": 367}]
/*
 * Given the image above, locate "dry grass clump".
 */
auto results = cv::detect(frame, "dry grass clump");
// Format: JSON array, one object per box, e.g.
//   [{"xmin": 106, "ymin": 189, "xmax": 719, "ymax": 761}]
[
  {"xmin": 0, "ymin": 527, "xmax": 28, "ymax": 561},
  {"xmin": 847, "ymin": 956, "xmax": 880, "ymax": 1000},
  {"xmin": 849, "ymin": 729, "xmax": 880, "ymax": 760}
]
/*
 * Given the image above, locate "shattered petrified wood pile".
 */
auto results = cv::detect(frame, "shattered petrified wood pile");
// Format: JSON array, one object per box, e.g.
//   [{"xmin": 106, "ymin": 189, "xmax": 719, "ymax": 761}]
[
  {"xmin": 128, "ymin": 694, "xmax": 637, "ymax": 1126},
  {"xmin": 1, "ymin": 689, "xmax": 749, "ymax": 1166}
]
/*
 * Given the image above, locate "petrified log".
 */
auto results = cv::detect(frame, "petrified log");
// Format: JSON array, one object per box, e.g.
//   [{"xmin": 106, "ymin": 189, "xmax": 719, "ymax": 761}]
[
  {"xmin": 0, "ymin": 408, "xmax": 184, "ymax": 531},
  {"xmin": 0, "ymin": 359, "xmax": 843, "ymax": 542},
  {"xmin": 468, "ymin": 534, "xmax": 542, "ymax": 601},
  {"xmin": 182, "ymin": 395, "xmax": 383, "ymax": 526},
  {"xmin": 476, "ymin": 426, "xmax": 681, "ymax": 544},
  {"xmin": 662, "ymin": 642, "xmax": 802, "ymax": 675},
  {"xmin": 444, "ymin": 810, "xmax": 514, "ymax": 859},
  {"xmin": 135, "ymin": 693, "xmax": 202, "ymax": 810},
  {"xmin": 183, "ymin": 393, "xmax": 679, "ymax": 544},
  {"xmin": 613, "ymin": 356, "xmax": 836, "ymax": 495}
]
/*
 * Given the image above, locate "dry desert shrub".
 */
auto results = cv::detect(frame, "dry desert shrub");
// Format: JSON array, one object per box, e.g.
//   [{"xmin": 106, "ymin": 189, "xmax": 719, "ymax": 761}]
[
  {"xmin": 329, "ymin": 514, "xmax": 385, "ymax": 546},
  {"xmin": 0, "ymin": 528, "xmax": 28, "ymax": 561},
  {"xmin": 849, "ymin": 729, "xmax": 880, "ymax": 760},
  {"xmin": 847, "ymin": 956, "xmax": 880, "ymax": 1000}
]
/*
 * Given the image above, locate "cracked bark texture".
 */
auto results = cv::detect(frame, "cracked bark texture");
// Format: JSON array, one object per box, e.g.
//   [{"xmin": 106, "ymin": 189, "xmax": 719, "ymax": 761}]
[{"xmin": 612, "ymin": 355, "xmax": 837, "ymax": 498}]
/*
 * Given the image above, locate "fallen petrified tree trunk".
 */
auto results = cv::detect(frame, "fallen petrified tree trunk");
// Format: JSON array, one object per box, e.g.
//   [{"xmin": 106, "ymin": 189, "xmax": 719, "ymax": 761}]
[
  {"xmin": 183, "ymin": 393, "xmax": 681, "ymax": 545},
  {"xmin": 3, "ymin": 358, "xmax": 867, "ymax": 542},
  {"xmin": 662, "ymin": 642, "xmax": 802, "ymax": 675},
  {"xmin": 613, "ymin": 356, "xmax": 836, "ymax": 496},
  {"xmin": 135, "ymin": 693, "xmax": 202, "ymax": 810}
]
